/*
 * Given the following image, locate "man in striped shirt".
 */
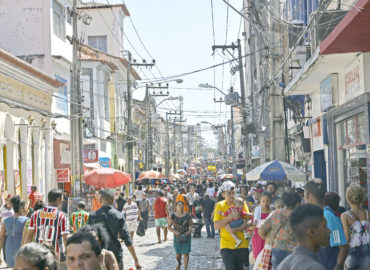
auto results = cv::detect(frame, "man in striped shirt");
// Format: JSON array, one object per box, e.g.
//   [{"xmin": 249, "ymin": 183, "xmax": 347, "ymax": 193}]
[
  {"xmin": 123, "ymin": 196, "xmax": 142, "ymax": 241},
  {"xmin": 23, "ymin": 189, "xmax": 69, "ymax": 263},
  {"xmin": 69, "ymin": 201, "xmax": 89, "ymax": 233}
]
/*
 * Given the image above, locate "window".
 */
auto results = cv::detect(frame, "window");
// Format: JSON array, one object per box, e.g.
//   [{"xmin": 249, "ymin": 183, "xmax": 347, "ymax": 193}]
[
  {"xmin": 53, "ymin": 0, "xmax": 66, "ymax": 40},
  {"xmin": 88, "ymin": 36, "xmax": 107, "ymax": 53}
]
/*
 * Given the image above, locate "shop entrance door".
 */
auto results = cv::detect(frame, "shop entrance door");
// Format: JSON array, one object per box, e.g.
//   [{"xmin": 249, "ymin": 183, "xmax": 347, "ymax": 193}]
[{"xmin": 313, "ymin": 150, "xmax": 327, "ymax": 191}]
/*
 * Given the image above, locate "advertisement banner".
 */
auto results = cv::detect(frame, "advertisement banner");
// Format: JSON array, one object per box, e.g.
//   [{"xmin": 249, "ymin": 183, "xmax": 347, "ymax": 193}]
[
  {"xmin": 99, "ymin": 157, "xmax": 110, "ymax": 168},
  {"xmin": 83, "ymin": 150, "xmax": 98, "ymax": 163},
  {"xmin": 207, "ymin": 165, "xmax": 216, "ymax": 171},
  {"xmin": 56, "ymin": 168, "xmax": 70, "ymax": 183},
  {"xmin": 53, "ymin": 139, "xmax": 71, "ymax": 168}
]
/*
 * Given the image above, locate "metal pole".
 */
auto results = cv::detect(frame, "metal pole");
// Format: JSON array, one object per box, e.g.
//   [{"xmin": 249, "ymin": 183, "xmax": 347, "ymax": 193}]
[
  {"xmin": 231, "ymin": 106, "xmax": 237, "ymax": 180},
  {"xmin": 70, "ymin": 0, "xmax": 83, "ymax": 197},
  {"xmin": 126, "ymin": 52, "xmax": 134, "ymax": 194}
]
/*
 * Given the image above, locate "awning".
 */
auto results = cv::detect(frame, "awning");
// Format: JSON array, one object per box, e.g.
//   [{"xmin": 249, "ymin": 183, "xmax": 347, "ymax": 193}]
[{"xmin": 320, "ymin": 0, "xmax": 370, "ymax": 55}]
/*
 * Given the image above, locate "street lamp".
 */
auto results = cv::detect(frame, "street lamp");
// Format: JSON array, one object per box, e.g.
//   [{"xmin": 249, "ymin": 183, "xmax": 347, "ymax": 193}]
[{"xmin": 199, "ymin": 83, "xmax": 238, "ymax": 181}]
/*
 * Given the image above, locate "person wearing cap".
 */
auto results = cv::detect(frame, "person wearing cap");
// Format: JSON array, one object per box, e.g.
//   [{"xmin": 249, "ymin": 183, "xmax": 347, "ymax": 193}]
[
  {"xmin": 213, "ymin": 181, "xmax": 252, "ymax": 270},
  {"xmin": 88, "ymin": 189, "xmax": 142, "ymax": 270},
  {"xmin": 69, "ymin": 201, "xmax": 89, "ymax": 233}
]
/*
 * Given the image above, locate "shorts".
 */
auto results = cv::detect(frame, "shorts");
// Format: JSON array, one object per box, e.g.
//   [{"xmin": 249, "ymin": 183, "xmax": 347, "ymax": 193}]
[
  {"xmin": 126, "ymin": 221, "xmax": 137, "ymax": 232},
  {"xmin": 230, "ymin": 219, "xmax": 244, "ymax": 228},
  {"xmin": 221, "ymin": 248, "xmax": 249, "ymax": 270},
  {"xmin": 155, "ymin": 217, "xmax": 168, "ymax": 227},
  {"xmin": 345, "ymin": 244, "xmax": 370, "ymax": 270}
]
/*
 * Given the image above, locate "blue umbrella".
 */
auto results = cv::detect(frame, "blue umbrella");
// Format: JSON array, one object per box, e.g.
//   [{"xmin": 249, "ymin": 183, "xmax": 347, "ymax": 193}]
[{"xmin": 246, "ymin": 160, "xmax": 305, "ymax": 182}]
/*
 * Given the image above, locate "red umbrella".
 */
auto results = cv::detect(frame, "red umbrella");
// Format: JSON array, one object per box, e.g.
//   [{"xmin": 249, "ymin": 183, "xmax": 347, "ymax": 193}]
[
  {"xmin": 83, "ymin": 168, "xmax": 131, "ymax": 188},
  {"xmin": 137, "ymin": 170, "xmax": 166, "ymax": 180},
  {"xmin": 221, "ymin": 174, "xmax": 234, "ymax": 179}
]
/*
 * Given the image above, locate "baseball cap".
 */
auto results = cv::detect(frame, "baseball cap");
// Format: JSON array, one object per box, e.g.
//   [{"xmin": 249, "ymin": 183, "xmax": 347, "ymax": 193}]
[{"xmin": 220, "ymin": 180, "xmax": 235, "ymax": 191}]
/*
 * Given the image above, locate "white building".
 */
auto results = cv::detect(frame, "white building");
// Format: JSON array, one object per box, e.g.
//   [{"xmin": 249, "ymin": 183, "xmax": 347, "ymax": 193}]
[{"xmin": 0, "ymin": 0, "xmax": 74, "ymax": 193}]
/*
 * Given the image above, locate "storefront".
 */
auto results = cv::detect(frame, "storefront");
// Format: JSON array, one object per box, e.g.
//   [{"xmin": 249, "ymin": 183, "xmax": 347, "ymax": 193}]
[{"xmin": 327, "ymin": 93, "xmax": 370, "ymax": 208}]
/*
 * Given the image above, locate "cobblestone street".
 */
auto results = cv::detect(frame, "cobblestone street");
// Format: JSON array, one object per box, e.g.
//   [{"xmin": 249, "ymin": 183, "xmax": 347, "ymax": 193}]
[{"xmin": 123, "ymin": 219, "xmax": 224, "ymax": 270}]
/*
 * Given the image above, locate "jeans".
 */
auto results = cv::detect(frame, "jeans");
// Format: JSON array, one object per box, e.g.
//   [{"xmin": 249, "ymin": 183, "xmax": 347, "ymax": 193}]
[
  {"xmin": 345, "ymin": 244, "xmax": 370, "ymax": 270},
  {"xmin": 204, "ymin": 217, "xmax": 215, "ymax": 238},
  {"xmin": 140, "ymin": 211, "xmax": 149, "ymax": 229},
  {"xmin": 271, "ymin": 248, "xmax": 291, "ymax": 270},
  {"xmin": 221, "ymin": 248, "xmax": 249, "ymax": 270}
]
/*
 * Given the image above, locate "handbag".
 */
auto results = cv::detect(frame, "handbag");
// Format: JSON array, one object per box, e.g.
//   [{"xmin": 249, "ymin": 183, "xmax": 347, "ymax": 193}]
[
  {"xmin": 178, "ymin": 233, "xmax": 190, "ymax": 243},
  {"xmin": 253, "ymin": 213, "xmax": 288, "ymax": 270},
  {"xmin": 136, "ymin": 220, "xmax": 145, "ymax": 237}
]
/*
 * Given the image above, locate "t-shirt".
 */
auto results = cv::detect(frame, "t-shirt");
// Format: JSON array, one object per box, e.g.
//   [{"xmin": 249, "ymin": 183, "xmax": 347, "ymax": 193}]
[
  {"xmin": 122, "ymin": 202, "xmax": 138, "ymax": 222},
  {"xmin": 139, "ymin": 199, "xmax": 150, "ymax": 212},
  {"xmin": 260, "ymin": 209, "xmax": 297, "ymax": 251},
  {"xmin": 154, "ymin": 197, "xmax": 167, "ymax": 219},
  {"xmin": 223, "ymin": 206, "xmax": 248, "ymax": 221},
  {"xmin": 187, "ymin": 192, "xmax": 199, "ymax": 206},
  {"xmin": 29, "ymin": 192, "xmax": 42, "ymax": 208},
  {"xmin": 323, "ymin": 206, "xmax": 347, "ymax": 247},
  {"xmin": 202, "ymin": 198, "xmax": 215, "ymax": 218},
  {"xmin": 29, "ymin": 206, "xmax": 69, "ymax": 259},
  {"xmin": 0, "ymin": 206, "xmax": 14, "ymax": 220},
  {"xmin": 69, "ymin": 210, "xmax": 89, "ymax": 232},
  {"xmin": 277, "ymin": 246, "xmax": 326, "ymax": 270},
  {"xmin": 213, "ymin": 200, "xmax": 250, "ymax": 250},
  {"xmin": 88, "ymin": 205, "xmax": 132, "ymax": 263},
  {"xmin": 204, "ymin": 187, "xmax": 215, "ymax": 197},
  {"xmin": 134, "ymin": 190, "xmax": 144, "ymax": 201}
]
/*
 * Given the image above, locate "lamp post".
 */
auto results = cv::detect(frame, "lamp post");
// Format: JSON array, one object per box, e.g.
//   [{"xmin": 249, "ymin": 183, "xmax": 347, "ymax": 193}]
[{"xmin": 198, "ymin": 83, "xmax": 238, "ymax": 180}]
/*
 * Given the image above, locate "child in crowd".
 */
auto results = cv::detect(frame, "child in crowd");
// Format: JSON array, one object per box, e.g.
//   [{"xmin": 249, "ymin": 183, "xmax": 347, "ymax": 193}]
[
  {"xmin": 274, "ymin": 199, "xmax": 284, "ymax": 210},
  {"xmin": 218, "ymin": 196, "xmax": 252, "ymax": 248},
  {"xmin": 252, "ymin": 192, "xmax": 272, "ymax": 259}
]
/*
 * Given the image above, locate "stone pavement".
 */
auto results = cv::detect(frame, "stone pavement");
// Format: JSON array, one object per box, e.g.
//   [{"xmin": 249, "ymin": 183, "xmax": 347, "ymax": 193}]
[
  {"xmin": 123, "ymin": 219, "xmax": 224, "ymax": 270},
  {"xmin": 0, "ymin": 219, "xmax": 225, "ymax": 270}
]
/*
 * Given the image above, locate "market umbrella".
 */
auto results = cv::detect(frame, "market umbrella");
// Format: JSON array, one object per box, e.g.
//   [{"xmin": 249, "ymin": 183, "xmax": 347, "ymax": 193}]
[
  {"xmin": 221, "ymin": 174, "xmax": 234, "ymax": 179},
  {"xmin": 169, "ymin": 173, "xmax": 181, "ymax": 181},
  {"xmin": 246, "ymin": 160, "xmax": 306, "ymax": 182},
  {"xmin": 83, "ymin": 168, "xmax": 131, "ymax": 188},
  {"xmin": 176, "ymin": 169, "xmax": 186, "ymax": 175},
  {"xmin": 137, "ymin": 170, "xmax": 166, "ymax": 180}
]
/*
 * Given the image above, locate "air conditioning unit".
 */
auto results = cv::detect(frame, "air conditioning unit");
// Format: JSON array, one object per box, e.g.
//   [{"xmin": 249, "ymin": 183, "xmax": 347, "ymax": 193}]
[{"xmin": 310, "ymin": 10, "xmax": 347, "ymax": 53}]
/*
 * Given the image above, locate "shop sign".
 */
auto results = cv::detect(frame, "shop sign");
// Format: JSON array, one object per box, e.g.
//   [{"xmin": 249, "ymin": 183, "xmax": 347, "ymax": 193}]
[
  {"xmin": 207, "ymin": 165, "xmax": 216, "ymax": 171},
  {"xmin": 83, "ymin": 150, "xmax": 98, "ymax": 163},
  {"xmin": 53, "ymin": 139, "xmax": 71, "ymax": 168},
  {"xmin": 56, "ymin": 168, "xmax": 70, "ymax": 183},
  {"xmin": 252, "ymin": 146, "xmax": 260, "ymax": 158},
  {"xmin": 99, "ymin": 157, "xmax": 110, "ymax": 168},
  {"xmin": 344, "ymin": 59, "xmax": 364, "ymax": 101},
  {"xmin": 320, "ymin": 74, "xmax": 338, "ymax": 112},
  {"xmin": 0, "ymin": 74, "xmax": 51, "ymax": 112},
  {"xmin": 312, "ymin": 119, "xmax": 321, "ymax": 137}
]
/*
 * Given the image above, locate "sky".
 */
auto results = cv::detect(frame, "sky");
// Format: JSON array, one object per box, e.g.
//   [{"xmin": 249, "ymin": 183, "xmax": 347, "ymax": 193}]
[{"xmin": 89, "ymin": 0, "xmax": 244, "ymax": 147}]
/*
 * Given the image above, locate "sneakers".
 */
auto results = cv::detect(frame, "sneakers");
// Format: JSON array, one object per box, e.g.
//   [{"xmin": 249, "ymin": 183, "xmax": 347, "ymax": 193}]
[{"xmin": 235, "ymin": 239, "xmax": 242, "ymax": 248}]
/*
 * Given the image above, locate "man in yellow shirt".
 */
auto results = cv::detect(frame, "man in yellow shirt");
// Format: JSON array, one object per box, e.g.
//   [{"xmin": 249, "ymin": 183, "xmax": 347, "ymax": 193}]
[{"xmin": 214, "ymin": 181, "xmax": 252, "ymax": 270}]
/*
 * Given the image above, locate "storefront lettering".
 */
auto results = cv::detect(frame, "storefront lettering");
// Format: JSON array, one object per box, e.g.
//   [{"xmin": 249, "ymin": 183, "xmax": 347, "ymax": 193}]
[{"xmin": 345, "ymin": 64, "xmax": 361, "ymax": 97}]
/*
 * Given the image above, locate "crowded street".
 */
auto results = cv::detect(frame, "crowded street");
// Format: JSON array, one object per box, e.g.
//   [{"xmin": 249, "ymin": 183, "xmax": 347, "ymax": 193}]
[{"xmin": 0, "ymin": 0, "xmax": 369, "ymax": 270}]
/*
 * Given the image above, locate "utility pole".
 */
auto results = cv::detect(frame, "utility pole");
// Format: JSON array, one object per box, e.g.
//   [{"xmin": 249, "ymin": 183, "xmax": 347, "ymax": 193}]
[
  {"xmin": 172, "ymin": 118, "xmax": 176, "ymax": 173},
  {"xmin": 165, "ymin": 111, "xmax": 179, "ymax": 179},
  {"xmin": 212, "ymin": 40, "xmax": 249, "ymax": 177},
  {"xmin": 270, "ymin": 0, "xmax": 285, "ymax": 161},
  {"xmin": 125, "ymin": 51, "xmax": 134, "ymax": 194},
  {"xmin": 70, "ymin": 0, "xmax": 83, "ymax": 197},
  {"xmin": 145, "ymin": 83, "xmax": 168, "ymax": 171}
]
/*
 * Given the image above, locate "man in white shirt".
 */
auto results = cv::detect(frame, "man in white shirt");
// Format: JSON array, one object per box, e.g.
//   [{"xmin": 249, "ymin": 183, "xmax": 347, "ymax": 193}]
[
  {"xmin": 204, "ymin": 182, "xmax": 215, "ymax": 198},
  {"xmin": 187, "ymin": 186, "xmax": 199, "ymax": 216},
  {"xmin": 122, "ymin": 197, "xmax": 142, "ymax": 242}
]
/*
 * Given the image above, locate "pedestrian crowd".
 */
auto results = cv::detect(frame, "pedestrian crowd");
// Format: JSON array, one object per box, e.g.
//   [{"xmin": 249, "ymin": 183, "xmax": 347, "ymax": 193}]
[{"xmin": 0, "ymin": 174, "xmax": 368, "ymax": 270}]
